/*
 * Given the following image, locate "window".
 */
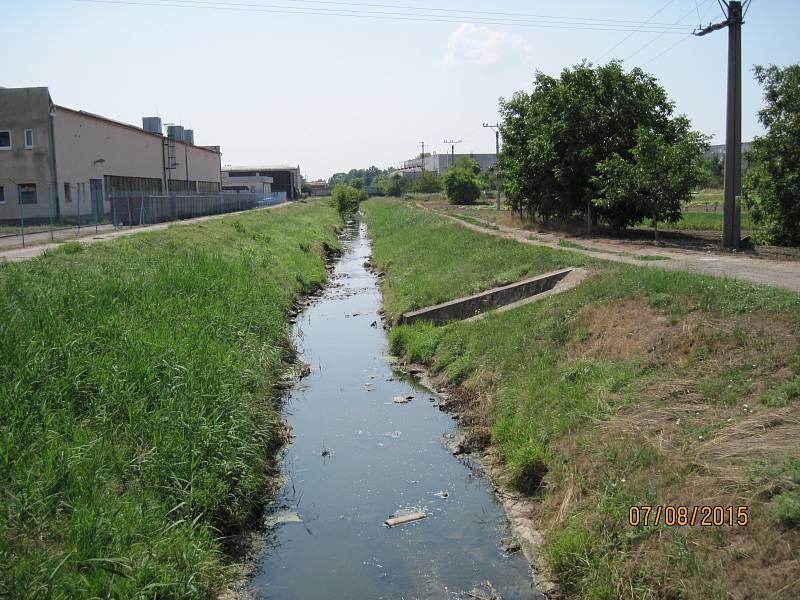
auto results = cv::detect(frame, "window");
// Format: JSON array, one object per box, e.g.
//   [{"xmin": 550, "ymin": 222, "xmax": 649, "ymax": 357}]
[
  {"xmin": 24, "ymin": 129, "xmax": 33, "ymax": 149},
  {"xmin": 0, "ymin": 130, "xmax": 10, "ymax": 150},
  {"xmin": 18, "ymin": 183, "xmax": 37, "ymax": 204},
  {"xmin": 64, "ymin": 182, "xmax": 72, "ymax": 203},
  {"xmin": 0, "ymin": 185, "xmax": 5, "ymax": 204}
]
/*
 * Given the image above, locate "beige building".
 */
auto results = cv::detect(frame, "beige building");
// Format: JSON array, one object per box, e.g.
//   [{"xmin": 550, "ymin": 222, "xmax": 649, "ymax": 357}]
[{"xmin": 0, "ymin": 87, "xmax": 222, "ymax": 223}]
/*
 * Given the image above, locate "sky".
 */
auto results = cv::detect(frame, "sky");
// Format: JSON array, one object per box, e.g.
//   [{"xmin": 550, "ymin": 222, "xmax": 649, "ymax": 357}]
[{"xmin": 2, "ymin": 0, "xmax": 798, "ymax": 181}]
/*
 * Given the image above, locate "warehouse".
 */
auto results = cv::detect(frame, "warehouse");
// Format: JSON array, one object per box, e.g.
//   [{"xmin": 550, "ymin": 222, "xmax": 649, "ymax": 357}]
[{"xmin": 0, "ymin": 87, "xmax": 222, "ymax": 223}]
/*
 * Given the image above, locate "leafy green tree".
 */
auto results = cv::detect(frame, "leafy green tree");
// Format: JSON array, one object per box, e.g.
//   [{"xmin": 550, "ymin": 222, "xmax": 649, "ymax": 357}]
[
  {"xmin": 453, "ymin": 157, "xmax": 480, "ymax": 175},
  {"xmin": 499, "ymin": 61, "xmax": 698, "ymax": 226},
  {"xmin": 593, "ymin": 127, "xmax": 708, "ymax": 239},
  {"xmin": 745, "ymin": 64, "xmax": 800, "ymax": 246},
  {"xmin": 412, "ymin": 171, "xmax": 441, "ymax": 193},
  {"xmin": 377, "ymin": 174, "xmax": 410, "ymax": 197},
  {"xmin": 351, "ymin": 177, "xmax": 364, "ymax": 190},
  {"xmin": 442, "ymin": 164, "xmax": 481, "ymax": 205},
  {"xmin": 332, "ymin": 183, "xmax": 365, "ymax": 218}
]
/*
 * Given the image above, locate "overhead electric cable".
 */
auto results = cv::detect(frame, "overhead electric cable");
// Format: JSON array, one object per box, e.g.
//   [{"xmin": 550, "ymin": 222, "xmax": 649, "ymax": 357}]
[
  {"xmin": 598, "ymin": 0, "xmax": 681, "ymax": 60},
  {"xmin": 625, "ymin": 0, "xmax": 712, "ymax": 61},
  {"xmin": 72, "ymin": 0, "xmax": 696, "ymax": 32},
  {"xmin": 641, "ymin": 0, "xmax": 717, "ymax": 65}
]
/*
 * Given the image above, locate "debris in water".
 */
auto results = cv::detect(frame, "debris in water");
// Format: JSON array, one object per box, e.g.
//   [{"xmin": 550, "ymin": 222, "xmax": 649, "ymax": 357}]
[
  {"xmin": 370, "ymin": 320, "xmax": 378, "ymax": 328},
  {"xmin": 393, "ymin": 396, "xmax": 411, "ymax": 404},
  {"xmin": 384, "ymin": 511, "xmax": 427, "ymax": 528},
  {"xmin": 264, "ymin": 510, "xmax": 302, "ymax": 528},
  {"xmin": 384, "ymin": 431, "xmax": 402, "ymax": 438},
  {"xmin": 433, "ymin": 491, "xmax": 449, "ymax": 499},
  {"xmin": 468, "ymin": 580, "xmax": 501, "ymax": 599},
  {"xmin": 500, "ymin": 537, "xmax": 521, "ymax": 554}
]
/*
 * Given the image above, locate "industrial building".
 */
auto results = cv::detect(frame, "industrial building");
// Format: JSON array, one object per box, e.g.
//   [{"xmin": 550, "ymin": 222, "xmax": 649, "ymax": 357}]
[
  {"xmin": 0, "ymin": 87, "xmax": 222, "ymax": 223},
  {"xmin": 401, "ymin": 153, "xmax": 497, "ymax": 176},
  {"xmin": 222, "ymin": 165, "xmax": 301, "ymax": 200}
]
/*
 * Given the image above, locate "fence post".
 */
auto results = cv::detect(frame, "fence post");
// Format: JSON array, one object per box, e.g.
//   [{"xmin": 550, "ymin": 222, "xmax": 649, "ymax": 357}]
[
  {"xmin": 49, "ymin": 183, "xmax": 55, "ymax": 242},
  {"xmin": 18, "ymin": 191, "xmax": 26, "ymax": 248},
  {"xmin": 77, "ymin": 183, "xmax": 82, "ymax": 236},
  {"xmin": 112, "ymin": 191, "xmax": 117, "ymax": 230}
]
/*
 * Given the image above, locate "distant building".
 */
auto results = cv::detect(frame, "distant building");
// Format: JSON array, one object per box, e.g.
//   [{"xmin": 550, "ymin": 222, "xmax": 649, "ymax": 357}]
[
  {"xmin": 703, "ymin": 141, "xmax": 753, "ymax": 160},
  {"xmin": 222, "ymin": 165, "xmax": 301, "ymax": 200},
  {"xmin": 0, "ymin": 87, "xmax": 222, "ymax": 223},
  {"xmin": 305, "ymin": 180, "xmax": 332, "ymax": 197},
  {"xmin": 401, "ymin": 153, "xmax": 497, "ymax": 176}
]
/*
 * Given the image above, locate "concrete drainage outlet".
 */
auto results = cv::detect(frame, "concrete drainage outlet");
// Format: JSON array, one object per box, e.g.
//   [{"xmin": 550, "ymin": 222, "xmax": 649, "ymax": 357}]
[{"xmin": 400, "ymin": 267, "xmax": 587, "ymax": 326}]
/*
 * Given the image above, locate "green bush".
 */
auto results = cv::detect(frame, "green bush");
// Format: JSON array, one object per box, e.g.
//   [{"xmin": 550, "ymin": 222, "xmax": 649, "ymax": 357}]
[
  {"xmin": 332, "ymin": 183, "xmax": 366, "ymax": 217},
  {"xmin": 442, "ymin": 164, "xmax": 481, "ymax": 205}
]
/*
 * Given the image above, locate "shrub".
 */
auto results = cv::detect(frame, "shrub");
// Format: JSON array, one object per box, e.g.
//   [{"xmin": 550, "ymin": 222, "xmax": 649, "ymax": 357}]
[{"xmin": 442, "ymin": 165, "xmax": 481, "ymax": 205}]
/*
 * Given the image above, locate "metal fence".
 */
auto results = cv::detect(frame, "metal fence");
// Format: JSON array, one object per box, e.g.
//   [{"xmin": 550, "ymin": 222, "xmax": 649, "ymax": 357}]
[{"xmin": 0, "ymin": 189, "xmax": 287, "ymax": 250}]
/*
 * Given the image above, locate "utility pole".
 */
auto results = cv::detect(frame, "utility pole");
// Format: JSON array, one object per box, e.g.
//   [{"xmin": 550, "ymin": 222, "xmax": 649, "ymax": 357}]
[
  {"xmin": 483, "ymin": 123, "xmax": 501, "ymax": 210},
  {"xmin": 444, "ymin": 139, "xmax": 462, "ymax": 170},
  {"xmin": 694, "ymin": 0, "xmax": 745, "ymax": 249},
  {"xmin": 418, "ymin": 141, "xmax": 426, "ymax": 172}
]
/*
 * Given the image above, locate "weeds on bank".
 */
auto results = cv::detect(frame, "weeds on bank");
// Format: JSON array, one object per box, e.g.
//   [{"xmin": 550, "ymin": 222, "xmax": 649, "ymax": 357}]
[
  {"xmin": 0, "ymin": 203, "xmax": 340, "ymax": 598},
  {"xmin": 366, "ymin": 198, "xmax": 800, "ymax": 599}
]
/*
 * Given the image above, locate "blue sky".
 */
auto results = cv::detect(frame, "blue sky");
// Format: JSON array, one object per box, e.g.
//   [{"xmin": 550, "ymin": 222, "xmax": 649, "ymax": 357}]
[{"xmin": 3, "ymin": 0, "xmax": 798, "ymax": 180}]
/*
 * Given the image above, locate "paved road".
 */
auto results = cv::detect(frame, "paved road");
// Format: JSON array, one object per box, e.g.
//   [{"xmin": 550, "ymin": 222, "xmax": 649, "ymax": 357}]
[
  {"xmin": 0, "ymin": 204, "xmax": 288, "ymax": 263},
  {"xmin": 423, "ymin": 205, "xmax": 800, "ymax": 294}
]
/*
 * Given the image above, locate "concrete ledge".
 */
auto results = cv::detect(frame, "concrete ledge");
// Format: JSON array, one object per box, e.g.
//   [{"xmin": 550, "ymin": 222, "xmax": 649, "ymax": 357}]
[{"xmin": 401, "ymin": 267, "xmax": 575, "ymax": 326}]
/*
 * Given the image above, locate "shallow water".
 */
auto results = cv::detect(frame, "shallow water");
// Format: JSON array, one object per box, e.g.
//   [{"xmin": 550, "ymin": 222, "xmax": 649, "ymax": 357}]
[{"xmin": 247, "ymin": 222, "xmax": 541, "ymax": 599}]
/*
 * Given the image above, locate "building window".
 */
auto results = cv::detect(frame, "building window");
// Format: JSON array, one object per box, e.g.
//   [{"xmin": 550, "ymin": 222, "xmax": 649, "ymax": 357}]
[
  {"xmin": 24, "ymin": 129, "xmax": 34, "ymax": 149},
  {"xmin": 19, "ymin": 183, "xmax": 37, "ymax": 204},
  {"xmin": 0, "ymin": 131, "xmax": 10, "ymax": 150},
  {"xmin": 0, "ymin": 185, "xmax": 5, "ymax": 204},
  {"xmin": 64, "ymin": 182, "xmax": 72, "ymax": 203}
]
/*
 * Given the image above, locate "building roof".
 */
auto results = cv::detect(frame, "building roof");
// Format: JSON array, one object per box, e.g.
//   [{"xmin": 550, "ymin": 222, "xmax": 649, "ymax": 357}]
[
  {"xmin": 222, "ymin": 165, "xmax": 299, "ymax": 172},
  {"xmin": 54, "ymin": 104, "xmax": 221, "ymax": 155}
]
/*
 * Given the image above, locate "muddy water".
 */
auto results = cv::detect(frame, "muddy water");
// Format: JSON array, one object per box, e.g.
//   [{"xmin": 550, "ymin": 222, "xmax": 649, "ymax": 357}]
[{"xmin": 247, "ymin": 223, "xmax": 541, "ymax": 599}]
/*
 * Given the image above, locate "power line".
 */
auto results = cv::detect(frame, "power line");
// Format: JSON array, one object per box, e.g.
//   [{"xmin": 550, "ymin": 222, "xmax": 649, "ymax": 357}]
[
  {"xmin": 72, "ymin": 0, "xmax": 696, "ymax": 32},
  {"xmin": 272, "ymin": 0, "xmax": 697, "ymax": 26},
  {"xmin": 641, "ymin": 0, "xmax": 717, "ymax": 65},
  {"xmin": 625, "ymin": 0, "xmax": 713, "ymax": 61},
  {"xmin": 598, "ymin": 0, "xmax": 681, "ymax": 61}
]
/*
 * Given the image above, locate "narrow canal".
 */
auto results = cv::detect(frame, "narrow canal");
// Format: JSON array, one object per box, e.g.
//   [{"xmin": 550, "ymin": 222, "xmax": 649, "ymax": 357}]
[{"xmin": 247, "ymin": 222, "xmax": 541, "ymax": 599}]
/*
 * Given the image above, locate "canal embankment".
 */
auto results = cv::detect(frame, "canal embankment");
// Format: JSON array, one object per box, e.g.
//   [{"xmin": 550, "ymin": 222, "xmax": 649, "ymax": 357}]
[
  {"xmin": 365, "ymin": 198, "xmax": 800, "ymax": 600},
  {"xmin": 0, "ymin": 202, "xmax": 342, "ymax": 598},
  {"xmin": 240, "ymin": 220, "xmax": 541, "ymax": 599}
]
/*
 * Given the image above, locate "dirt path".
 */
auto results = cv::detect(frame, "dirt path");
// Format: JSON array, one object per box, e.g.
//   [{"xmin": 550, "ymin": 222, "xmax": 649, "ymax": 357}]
[
  {"xmin": 420, "ymin": 204, "xmax": 800, "ymax": 293},
  {"xmin": 0, "ymin": 203, "xmax": 290, "ymax": 263}
]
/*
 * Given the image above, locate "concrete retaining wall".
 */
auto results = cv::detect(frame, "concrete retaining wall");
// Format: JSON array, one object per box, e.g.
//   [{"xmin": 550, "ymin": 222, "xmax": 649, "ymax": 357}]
[{"xmin": 400, "ymin": 268, "xmax": 574, "ymax": 325}]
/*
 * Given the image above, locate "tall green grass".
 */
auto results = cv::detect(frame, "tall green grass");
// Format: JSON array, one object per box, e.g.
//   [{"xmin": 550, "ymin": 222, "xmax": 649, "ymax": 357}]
[
  {"xmin": 366, "ymin": 199, "xmax": 593, "ymax": 320},
  {"xmin": 0, "ymin": 203, "xmax": 340, "ymax": 598},
  {"xmin": 365, "ymin": 199, "xmax": 800, "ymax": 599}
]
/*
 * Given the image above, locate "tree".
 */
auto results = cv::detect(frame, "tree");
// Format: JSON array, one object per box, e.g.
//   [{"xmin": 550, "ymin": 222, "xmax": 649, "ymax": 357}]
[
  {"xmin": 376, "ymin": 173, "xmax": 410, "ymax": 197},
  {"xmin": 332, "ymin": 183, "xmax": 366, "ymax": 218},
  {"xmin": 351, "ymin": 177, "xmax": 364, "ymax": 190},
  {"xmin": 442, "ymin": 163, "xmax": 481, "ymax": 205},
  {"xmin": 412, "ymin": 171, "xmax": 441, "ymax": 193},
  {"xmin": 745, "ymin": 64, "xmax": 800, "ymax": 246},
  {"xmin": 592, "ymin": 126, "xmax": 708, "ymax": 239},
  {"xmin": 499, "ymin": 61, "xmax": 699, "ymax": 226}
]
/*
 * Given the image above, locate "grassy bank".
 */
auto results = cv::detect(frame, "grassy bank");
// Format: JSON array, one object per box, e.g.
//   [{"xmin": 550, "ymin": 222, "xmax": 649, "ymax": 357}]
[
  {"xmin": 0, "ymin": 202, "xmax": 340, "ymax": 598},
  {"xmin": 365, "ymin": 198, "xmax": 800, "ymax": 599}
]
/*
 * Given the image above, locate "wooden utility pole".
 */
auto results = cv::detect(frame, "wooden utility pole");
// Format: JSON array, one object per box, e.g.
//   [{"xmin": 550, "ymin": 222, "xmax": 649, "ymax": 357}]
[
  {"xmin": 694, "ymin": 0, "xmax": 745, "ymax": 249},
  {"xmin": 483, "ymin": 123, "xmax": 501, "ymax": 210}
]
